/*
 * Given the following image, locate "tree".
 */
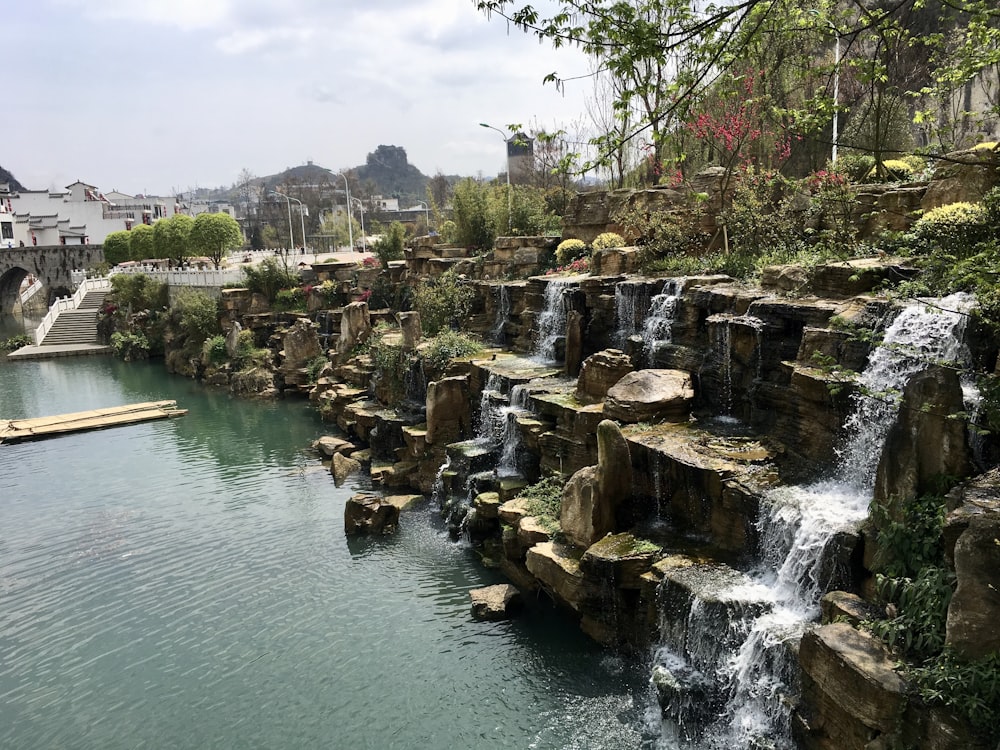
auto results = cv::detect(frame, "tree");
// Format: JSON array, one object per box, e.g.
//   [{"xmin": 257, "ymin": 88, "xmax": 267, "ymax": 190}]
[
  {"xmin": 372, "ymin": 221, "xmax": 406, "ymax": 268},
  {"xmin": 103, "ymin": 231, "xmax": 132, "ymax": 266},
  {"xmin": 153, "ymin": 214, "xmax": 195, "ymax": 267},
  {"xmin": 129, "ymin": 223, "xmax": 155, "ymax": 261},
  {"xmin": 451, "ymin": 178, "xmax": 496, "ymax": 250},
  {"xmin": 190, "ymin": 213, "xmax": 244, "ymax": 269}
]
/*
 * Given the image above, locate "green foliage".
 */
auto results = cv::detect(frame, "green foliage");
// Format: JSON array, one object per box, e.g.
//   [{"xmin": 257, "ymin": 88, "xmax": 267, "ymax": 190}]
[
  {"xmin": 870, "ymin": 492, "xmax": 948, "ymax": 579},
  {"xmin": 173, "ymin": 290, "xmax": 220, "ymax": 345},
  {"xmin": 492, "ymin": 184, "xmax": 562, "ymax": 237},
  {"xmin": 836, "ymin": 153, "xmax": 877, "ymax": 183},
  {"xmin": 724, "ymin": 168, "xmax": 804, "ymax": 261},
  {"xmin": 615, "ymin": 203, "xmax": 711, "ymax": 272},
  {"xmin": 911, "ymin": 201, "xmax": 991, "ymax": 259},
  {"xmin": 202, "ymin": 335, "xmax": 228, "ymax": 366},
  {"xmin": 0, "ymin": 334, "xmax": 31, "ymax": 351},
  {"xmin": 451, "ymin": 178, "xmax": 495, "ymax": 250},
  {"xmin": 273, "ymin": 287, "xmax": 306, "ymax": 312},
  {"xmin": 591, "ymin": 232, "xmax": 625, "ymax": 250},
  {"xmin": 372, "ymin": 220, "xmax": 406, "ymax": 268},
  {"xmin": 555, "ymin": 238, "xmax": 587, "ymax": 265},
  {"xmin": 232, "ymin": 329, "xmax": 270, "ymax": 371},
  {"xmin": 153, "ymin": 213, "xmax": 194, "ymax": 265},
  {"xmin": 908, "ymin": 650, "xmax": 1000, "ymax": 743},
  {"xmin": 109, "ymin": 331, "xmax": 150, "ymax": 361},
  {"xmin": 367, "ymin": 332, "xmax": 413, "ymax": 406},
  {"xmin": 866, "ymin": 159, "xmax": 917, "ymax": 183},
  {"xmin": 867, "ymin": 567, "xmax": 955, "ymax": 660},
  {"xmin": 516, "ymin": 476, "xmax": 565, "ymax": 528},
  {"xmin": 422, "ymin": 330, "xmax": 483, "ymax": 374},
  {"xmin": 305, "ymin": 355, "xmax": 329, "ymax": 383},
  {"xmin": 438, "ymin": 220, "xmax": 457, "ymax": 244},
  {"xmin": 241, "ymin": 257, "xmax": 299, "ymax": 303},
  {"xmin": 190, "ymin": 212, "xmax": 243, "ymax": 268},
  {"xmin": 102, "ymin": 231, "xmax": 133, "ymax": 266},
  {"xmin": 128, "ymin": 223, "xmax": 155, "ymax": 261},
  {"xmin": 110, "ymin": 273, "xmax": 169, "ymax": 311},
  {"xmin": 411, "ymin": 269, "xmax": 475, "ymax": 335}
]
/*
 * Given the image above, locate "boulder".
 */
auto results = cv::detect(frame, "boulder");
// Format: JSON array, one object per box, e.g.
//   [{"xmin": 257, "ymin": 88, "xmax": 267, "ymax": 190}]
[
  {"xmin": 560, "ymin": 420, "xmax": 633, "ymax": 548},
  {"xmin": 874, "ymin": 366, "xmax": 973, "ymax": 512},
  {"xmin": 344, "ymin": 492, "xmax": 400, "ymax": 535},
  {"xmin": 425, "ymin": 376, "xmax": 471, "ymax": 445},
  {"xmin": 224, "ymin": 320, "xmax": 243, "ymax": 358},
  {"xmin": 282, "ymin": 318, "xmax": 321, "ymax": 372},
  {"xmin": 564, "ymin": 310, "xmax": 584, "ymax": 377},
  {"xmin": 313, "ymin": 435, "xmax": 354, "ymax": 458},
  {"xmin": 575, "ymin": 349, "xmax": 634, "ymax": 404},
  {"xmin": 337, "ymin": 300, "xmax": 371, "ymax": 356},
  {"xmin": 469, "ymin": 583, "xmax": 522, "ymax": 621},
  {"xmin": 331, "ymin": 452, "xmax": 362, "ymax": 487},
  {"xmin": 603, "ymin": 369, "xmax": 694, "ymax": 423},
  {"xmin": 922, "ymin": 145, "xmax": 1000, "ymax": 211},
  {"xmin": 397, "ymin": 311, "xmax": 422, "ymax": 350}
]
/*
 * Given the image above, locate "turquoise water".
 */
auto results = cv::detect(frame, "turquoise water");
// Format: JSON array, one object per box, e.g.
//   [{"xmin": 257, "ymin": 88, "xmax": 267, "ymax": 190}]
[{"xmin": 0, "ymin": 356, "xmax": 655, "ymax": 749}]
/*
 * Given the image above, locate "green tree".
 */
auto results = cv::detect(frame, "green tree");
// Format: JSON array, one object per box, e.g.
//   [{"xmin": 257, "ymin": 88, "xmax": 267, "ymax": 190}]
[
  {"xmin": 190, "ymin": 212, "xmax": 243, "ymax": 269},
  {"xmin": 451, "ymin": 178, "xmax": 495, "ymax": 250},
  {"xmin": 153, "ymin": 214, "xmax": 195, "ymax": 267},
  {"xmin": 372, "ymin": 221, "xmax": 406, "ymax": 268},
  {"xmin": 129, "ymin": 223, "xmax": 155, "ymax": 261},
  {"xmin": 102, "ymin": 231, "xmax": 132, "ymax": 266}
]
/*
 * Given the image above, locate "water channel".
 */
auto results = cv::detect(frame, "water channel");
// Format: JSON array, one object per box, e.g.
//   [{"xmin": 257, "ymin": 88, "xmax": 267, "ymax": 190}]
[{"xmin": 0, "ymin": 354, "xmax": 656, "ymax": 749}]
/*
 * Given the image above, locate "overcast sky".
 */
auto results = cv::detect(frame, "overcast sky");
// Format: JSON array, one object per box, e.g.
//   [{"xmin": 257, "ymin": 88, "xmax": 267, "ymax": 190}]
[{"xmin": 7, "ymin": 0, "xmax": 593, "ymax": 196}]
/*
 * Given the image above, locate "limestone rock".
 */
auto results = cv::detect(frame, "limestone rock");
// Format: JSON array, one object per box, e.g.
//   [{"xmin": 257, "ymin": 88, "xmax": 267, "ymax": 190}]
[
  {"xmin": 397, "ymin": 311, "xmax": 421, "ymax": 350},
  {"xmin": 469, "ymin": 583, "xmax": 522, "ymax": 621},
  {"xmin": 564, "ymin": 310, "xmax": 584, "ymax": 377},
  {"xmin": 313, "ymin": 435, "xmax": 353, "ymax": 458},
  {"xmin": 560, "ymin": 420, "xmax": 633, "ymax": 548},
  {"xmin": 796, "ymin": 622, "xmax": 906, "ymax": 750},
  {"xmin": 874, "ymin": 366, "xmax": 972, "ymax": 512},
  {"xmin": 603, "ymin": 369, "xmax": 694, "ymax": 423},
  {"xmin": 820, "ymin": 591, "xmax": 883, "ymax": 627},
  {"xmin": 282, "ymin": 318, "xmax": 321, "ymax": 372},
  {"xmin": 922, "ymin": 145, "xmax": 1000, "ymax": 211},
  {"xmin": 337, "ymin": 301, "xmax": 371, "ymax": 356},
  {"xmin": 224, "ymin": 320, "xmax": 243, "ymax": 358},
  {"xmin": 575, "ymin": 349, "xmax": 634, "ymax": 404},
  {"xmin": 331, "ymin": 452, "xmax": 362, "ymax": 487},
  {"xmin": 425, "ymin": 376, "xmax": 470, "ymax": 445},
  {"xmin": 344, "ymin": 492, "xmax": 400, "ymax": 535}
]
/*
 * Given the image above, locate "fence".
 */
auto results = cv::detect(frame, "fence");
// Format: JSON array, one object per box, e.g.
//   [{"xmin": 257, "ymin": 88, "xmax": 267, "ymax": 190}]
[{"xmin": 34, "ymin": 277, "xmax": 111, "ymax": 345}]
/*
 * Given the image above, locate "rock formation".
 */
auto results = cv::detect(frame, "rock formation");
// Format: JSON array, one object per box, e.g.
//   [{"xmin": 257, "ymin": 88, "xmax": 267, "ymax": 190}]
[{"xmin": 603, "ymin": 369, "xmax": 694, "ymax": 423}]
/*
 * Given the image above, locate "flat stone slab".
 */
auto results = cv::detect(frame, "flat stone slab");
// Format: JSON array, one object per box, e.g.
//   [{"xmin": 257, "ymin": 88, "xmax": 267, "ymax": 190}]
[
  {"xmin": 469, "ymin": 583, "xmax": 522, "ymax": 621},
  {"xmin": 6, "ymin": 343, "xmax": 111, "ymax": 360}
]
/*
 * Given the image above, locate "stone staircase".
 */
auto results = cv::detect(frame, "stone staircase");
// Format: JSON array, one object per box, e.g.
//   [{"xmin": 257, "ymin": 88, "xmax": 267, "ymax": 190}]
[{"xmin": 38, "ymin": 290, "xmax": 108, "ymax": 346}]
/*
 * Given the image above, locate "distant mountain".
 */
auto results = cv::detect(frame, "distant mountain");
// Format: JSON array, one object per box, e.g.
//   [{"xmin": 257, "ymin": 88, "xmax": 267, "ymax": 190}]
[
  {"xmin": 352, "ymin": 145, "xmax": 429, "ymax": 200},
  {"xmin": 0, "ymin": 165, "xmax": 27, "ymax": 192}
]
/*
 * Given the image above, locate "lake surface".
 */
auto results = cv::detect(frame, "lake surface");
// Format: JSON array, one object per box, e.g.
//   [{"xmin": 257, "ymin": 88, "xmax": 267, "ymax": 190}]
[{"xmin": 0, "ymin": 355, "xmax": 659, "ymax": 749}]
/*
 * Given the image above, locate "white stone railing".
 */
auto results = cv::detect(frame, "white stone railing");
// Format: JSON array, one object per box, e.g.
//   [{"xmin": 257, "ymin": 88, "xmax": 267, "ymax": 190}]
[
  {"xmin": 34, "ymin": 277, "xmax": 111, "ymax": 345},
  {"xmin": 109, "ymin": 265, "xmax": 246, "ymax": 287},
  {"xmin": 19, "ymin": 278, "xmax": 43, "ymax": 305}
]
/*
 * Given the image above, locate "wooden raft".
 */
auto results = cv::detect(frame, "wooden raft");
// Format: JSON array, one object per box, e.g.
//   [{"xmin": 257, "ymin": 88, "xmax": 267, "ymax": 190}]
[{"xmin": 0, "ymin": 401, "xmax": 187, "ymax": 444}]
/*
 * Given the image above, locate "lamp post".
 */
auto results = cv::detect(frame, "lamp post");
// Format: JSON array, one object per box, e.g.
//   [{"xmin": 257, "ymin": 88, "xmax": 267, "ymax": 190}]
[
  {"xmin": 479, "ymin": 122, "xmax": 512, "ymax": 233},
  {"xmin": 810, "ymin": 11, "xmax": 840, "ymax": 165},
  {"xmin": 350, "ymin": 197, "xmax": 366, "ymax": 251},
  {"xmin": 416, "ymin": 200, "xmax": 430, "ymax": 233},
  {"xmin": 271, "ymin": 191, "xmax": 294, "ymax": 251},
  {"xmin": 274, "ymin": 190, "xmax": 306, "ymax": 251}
]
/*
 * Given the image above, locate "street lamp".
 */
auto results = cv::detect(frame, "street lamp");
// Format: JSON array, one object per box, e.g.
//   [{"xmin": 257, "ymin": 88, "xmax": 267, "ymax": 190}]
[
  {"xmin": 479, "ymin": 122, "xmax": 513, "ymax": 233},
  {"xmin": 350, "ymin": 197, "xmax": 366, "ymax": 251},
  {"xmin": 273, "ymin": 190, "xmax": 306, "ymax": 251},
  {"xmin": 415, "ymin": 200, "xmax": 430, "ymax": 233},
  {"xmin": 810, "ymin": 11, "xmax": 840, "ymax": 165}
]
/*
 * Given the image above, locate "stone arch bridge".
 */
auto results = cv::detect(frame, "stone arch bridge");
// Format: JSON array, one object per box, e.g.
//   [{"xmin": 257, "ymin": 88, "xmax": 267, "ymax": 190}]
[{"xmin": 0, "ymin": 245, "xmax": 104, "ymax": 315}]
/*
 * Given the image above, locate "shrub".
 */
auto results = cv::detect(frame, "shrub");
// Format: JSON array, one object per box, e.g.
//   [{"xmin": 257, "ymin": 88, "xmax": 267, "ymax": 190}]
[
  {"xmin": 451, "ymin": 178, "xmax": 495, "ymax": 250},
  {"xmin": 1, "ymin": 334, "xmax": 31, "ymax": 351},
  {"xmin": 591, "ymin": 232, "xmax": 626, "ymax": 250},
  {"xmin": 411, "ymin": 269, "xmax": 475, "ymax": 335},
  {"xmin": 423, "ymin": 330, "xmax": 483, "ymax": 374},
  {"xmin": 837, "ymin": 153, "xmax": 876, "ymax": 183},
  {"xmin": 372, "ymin": 221, "xmax": 406, "ymax": 268},
  {"xmin": 110, "ymin": 274, "xmax": 168, "ymax": 312},
  {"xmin": 867, "ymin": 159, "xmax": 916, "ymax": 182},
  {"xmin": 273, "ymin": 287, "xmax": 306, "ymax": 312},
  {"xmin": 911, "ymin": 201, "xmax": 990, "ymax": 259},
  {"xmin": 174, "ymin": 290, "xmax": 221, "ymax": 346},
  {"xmin": 516, "ymin": 476, "xmax": 566, "ymax": 533},
  {"xmin": 305, "ymin": 355, "xmax": 329, "ymax": 383},
  {"xmin": 241, "ymin": 257, "xmax": 298, "ymax": 303},
  {"xmin": 555, "ymin": 238, "xmax": 587, "ymax": 265},
  {"xmin": 202, "ymin": 335, "xmax": 228, "ymax": 365},
  {"xmin": 110, "ymin": 331, "xmax": 150, "ymax": 361}
]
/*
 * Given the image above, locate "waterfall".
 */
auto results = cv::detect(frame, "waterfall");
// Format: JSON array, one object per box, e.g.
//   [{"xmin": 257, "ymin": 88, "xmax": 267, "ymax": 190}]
[
  {"xmin": 614, "ymin": 281, "xmax": 652, "ymax": 348},
  {"xmin": 655, "ymin": 293, "xmax": 976, "ymax": 749},
  {"xmin": 497, "ymin": 384, "xmax": 531, "ymax": 475},
  {"xmin": 492, "ymin": 284, "xmax": 511, "ymax": 345},
  {"xmin": 532, "ymin": 280, "xmax": 569, "ymax": 362},
  {"xmin": 641, "ymin": 279, "xmax": 682, "ymax": 366},
  {"xmin": 475, "ymin": 372, "xmax": 506, "ymax": 445}
]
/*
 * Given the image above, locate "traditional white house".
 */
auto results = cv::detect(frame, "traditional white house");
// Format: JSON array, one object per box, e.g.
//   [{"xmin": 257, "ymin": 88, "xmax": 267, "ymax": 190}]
[{"xmin": 0, "ymin": 181, "xmax": 173, "ymax": 246}]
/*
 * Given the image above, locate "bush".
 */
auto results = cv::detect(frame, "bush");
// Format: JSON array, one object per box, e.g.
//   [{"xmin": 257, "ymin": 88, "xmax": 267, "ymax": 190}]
[
  {"xmin": 411, "ymin": 269, "xmax": 475, "ymax": 335},
  {"xmin": 911, "ymin": 201, "xmax": 991, "ymax": 259},
  {"xmin": 451, "ymin": 178, "xmax": 495, "ymax": 250},
  {"xmin": 555, "ymin": 238, "xmax": 587, "ymax": 265},
  {"xmin": 423, "ymin": 330, "xmax": 483, "ymax": 374},
  {"xmin": 273, "ymin": 287, "xmax": 306, "ymax": 312},
  {"xmin": 110, "ymin": 331, "xmax": 150, "ymax": 361},
  {"xmin": 241, "ymin": 257, "xmax": 298, "ymax": 303},
  {"xmin": 1, "ymin": 334, "xmax": 31, "ymax": 351},
  {"xmin": 866, "ymin": 159, "xmax": 916, "ymax": 182},
  {"xmin": 591, "ymin": 232, "xmax": 626, "ymax": 250},
  {"xmin": 515, "ymin": 476, "xmax": 566, "ymax": 533},
  {"xmin": 110, "ymin": 274, "xmax": 169, "ymax": 312},
  {"xmin": 174, "ymin": 290, "xmax": 220, "ymax": 345},
  {"xmin": 372, "ymin": 221, "xmax": 406, "ymax": 268},
  {"xmin": 202, "ymin": 335, "xmax": 228, "ymax": 366}
]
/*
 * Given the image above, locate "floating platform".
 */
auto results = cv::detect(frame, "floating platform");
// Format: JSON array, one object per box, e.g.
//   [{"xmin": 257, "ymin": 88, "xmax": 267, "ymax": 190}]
[{"xmin": 0, "ymin": 401, "xmax": 187, "ymax": 444}]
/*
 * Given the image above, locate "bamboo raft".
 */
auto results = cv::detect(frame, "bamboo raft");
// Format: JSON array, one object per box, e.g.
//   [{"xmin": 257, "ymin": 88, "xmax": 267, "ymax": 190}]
[{"xmin": 0, "ymin": 401, "xmax": 187, "ymax": 444}]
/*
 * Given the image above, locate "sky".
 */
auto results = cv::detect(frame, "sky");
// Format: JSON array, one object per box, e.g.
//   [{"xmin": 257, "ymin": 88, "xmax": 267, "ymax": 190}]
[{"xmin": 6, "ymin": 0, "xmax": 594, "ymax": 196}]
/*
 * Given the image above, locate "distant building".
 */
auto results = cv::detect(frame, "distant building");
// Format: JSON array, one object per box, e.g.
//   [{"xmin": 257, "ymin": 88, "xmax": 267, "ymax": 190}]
[{"xmin": 507, "ymin": 132, "xmax": 534, "ymax": 185}]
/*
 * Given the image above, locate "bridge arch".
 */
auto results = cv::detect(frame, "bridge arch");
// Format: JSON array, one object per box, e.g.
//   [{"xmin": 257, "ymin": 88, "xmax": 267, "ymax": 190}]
[{"xmin": 0, "ymin": 245, "xmax": 104, "ymax": 315}]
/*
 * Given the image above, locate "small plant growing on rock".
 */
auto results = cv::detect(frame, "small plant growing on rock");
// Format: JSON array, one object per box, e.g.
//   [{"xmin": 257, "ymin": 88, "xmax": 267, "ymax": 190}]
[
  {"xmin": 555, "ymin": 238, "xmax": 587, "ymax": 265},
  {"xmin": 591, "ymin": 232, "xmax": 626, "ymax": 251}
]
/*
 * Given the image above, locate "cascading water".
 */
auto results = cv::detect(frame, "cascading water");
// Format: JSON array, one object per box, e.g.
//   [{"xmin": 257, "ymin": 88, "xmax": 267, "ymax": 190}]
[
  {"xmin": 498, "ymin": 384, "xmax": 531, "ymax": 475},
  {"xmin": 492, "ymin": 284, "xmax": 511, "ymax": 345},
  {"xmin": 532, "ymin": 280, "xmax": 569, "ymax": 362},
  {"xmin": 641, "ymin": 280, "xmax": 683, "ymax": 366},
  {"xmin": 475, "ymin": 372, "xmax": 507, "ymax": 445},
  {"xmin": 654, "ymin": 293, "xmax": 976, "ymax": 749},
  {"xmin": 615, "ymin": 282, "xmax": 653, "ymax": 348}
]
